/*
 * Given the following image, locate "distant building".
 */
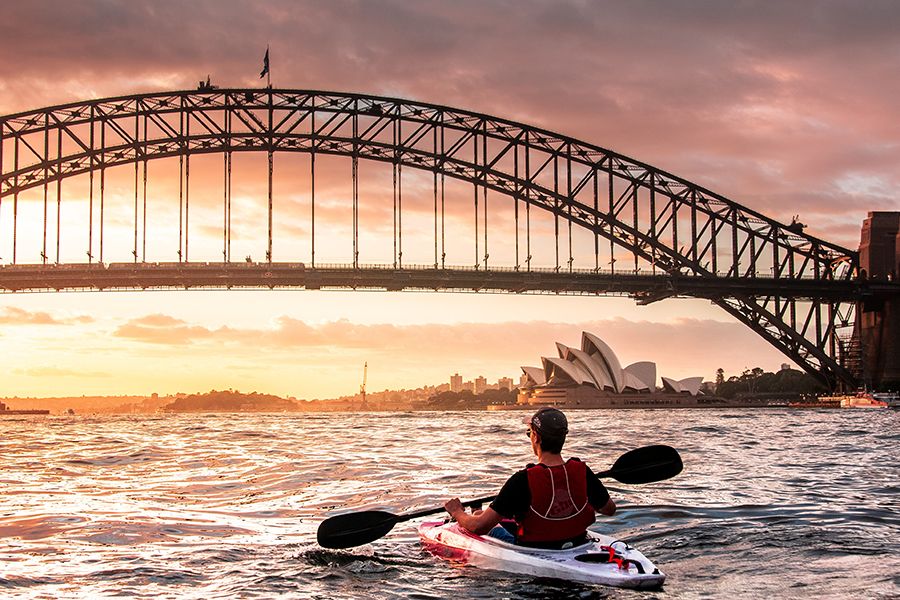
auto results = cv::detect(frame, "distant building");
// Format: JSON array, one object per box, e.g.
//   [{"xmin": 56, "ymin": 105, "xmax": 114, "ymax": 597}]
[
  {"xmin": 520, "ymin": 373, "xmax": 531, "ymax": 388},
  {"xmin": 518, "ymin": 331, "xmax": 706, "ymax": 405},
  {"xmin": 781, "ymin": 363, "xmax": 791, "ymax": 371},
  {"xmin": 462, "ymin": 380, "xmax": 475, "ymax": 393},
  {"xmin": 498, "ymin": 377, "xmax": 514, "ymax": 391},
  {"xmin": 450, "ymin": 373, "xmax": 463, "ymax": 393},
  {"xmin": 474, "ymin": 376, "xmax": 488, "ymax": 394}
]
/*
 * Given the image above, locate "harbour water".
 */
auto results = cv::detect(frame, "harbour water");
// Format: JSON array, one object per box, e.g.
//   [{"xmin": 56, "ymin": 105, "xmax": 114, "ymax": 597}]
[{"xmin": 1, "ymin": 409, "xmax": 898, "ymax": 599}]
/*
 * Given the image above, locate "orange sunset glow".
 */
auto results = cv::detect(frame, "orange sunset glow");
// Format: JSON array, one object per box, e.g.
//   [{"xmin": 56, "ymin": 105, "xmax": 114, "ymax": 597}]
[{"xmin": 1, "ymin": 1, "xmax": 897, "ymax": 401}]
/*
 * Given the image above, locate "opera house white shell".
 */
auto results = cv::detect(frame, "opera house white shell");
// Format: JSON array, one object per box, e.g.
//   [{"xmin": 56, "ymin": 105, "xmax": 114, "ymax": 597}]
[
  {"xmin": 521, "ymin": 332, "xmax": 704, "ymax": 396},
  {"xmin": 661, "ymin": 376, "xmax": 704, "ymax": 396}
]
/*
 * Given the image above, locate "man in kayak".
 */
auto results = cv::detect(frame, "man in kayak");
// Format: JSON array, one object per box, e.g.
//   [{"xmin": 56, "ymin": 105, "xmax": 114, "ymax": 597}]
[{"xmin": 444, "ymin": 407, "xmax": 616, "ymax": 549}]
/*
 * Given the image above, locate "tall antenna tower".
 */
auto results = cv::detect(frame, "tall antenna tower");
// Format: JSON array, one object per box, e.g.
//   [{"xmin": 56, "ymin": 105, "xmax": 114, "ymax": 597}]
[{"xmin": 359, "ymin": 362, "xmax": 368, "ymax": 409}]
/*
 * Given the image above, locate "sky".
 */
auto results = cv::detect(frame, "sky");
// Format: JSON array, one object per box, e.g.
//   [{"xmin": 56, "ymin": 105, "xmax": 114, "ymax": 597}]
[{"xmin": 1, "ymin": 0, "xmax": 898, "ymax": 399}]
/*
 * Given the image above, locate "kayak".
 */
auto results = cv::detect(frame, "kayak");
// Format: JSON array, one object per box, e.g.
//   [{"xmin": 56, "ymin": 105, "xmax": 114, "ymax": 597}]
[{"xmin": 418, "ymin": 521, "xmax": 665, "ymax": 589}]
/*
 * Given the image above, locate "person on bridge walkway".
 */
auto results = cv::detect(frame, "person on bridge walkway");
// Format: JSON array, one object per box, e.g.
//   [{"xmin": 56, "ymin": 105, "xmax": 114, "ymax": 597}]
[{"xmin": 443, "ymin": 407, "xmax": 616, "ymax": 549}]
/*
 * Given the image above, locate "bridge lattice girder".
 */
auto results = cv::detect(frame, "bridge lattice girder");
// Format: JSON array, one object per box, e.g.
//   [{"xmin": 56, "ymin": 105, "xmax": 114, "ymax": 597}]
[{"xmin": 0, "ymin": 89, "xmax": 873, "ymax": 389}]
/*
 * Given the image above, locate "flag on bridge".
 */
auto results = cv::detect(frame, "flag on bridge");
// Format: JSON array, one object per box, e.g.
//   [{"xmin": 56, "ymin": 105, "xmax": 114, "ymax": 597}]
[{"xmin": 260, "ymin": 47, "xmax": 270, "ymax": 80}]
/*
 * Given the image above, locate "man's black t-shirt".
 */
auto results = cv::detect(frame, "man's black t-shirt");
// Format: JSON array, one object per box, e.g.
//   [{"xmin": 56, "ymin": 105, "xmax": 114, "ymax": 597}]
[{"xmin": 489, "ymin": 462, "xmax": 610, "ymax": 520}]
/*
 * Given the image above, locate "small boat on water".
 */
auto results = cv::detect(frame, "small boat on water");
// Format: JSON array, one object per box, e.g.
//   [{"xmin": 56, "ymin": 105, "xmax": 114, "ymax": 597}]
[
  {"xmin": 822, "ymin": 392, "xmax": 890, "ymax": 409},
  {"xmin": 872, "ymin": 392, "xmax": 900, "ymax": 409}
]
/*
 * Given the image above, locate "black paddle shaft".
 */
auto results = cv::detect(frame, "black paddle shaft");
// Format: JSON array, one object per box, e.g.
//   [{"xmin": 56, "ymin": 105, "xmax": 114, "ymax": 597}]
[
  {"xmin": 316, "ymin": 444, "xmax": 682, "ymax": 549},
  {"xmin": 401, "ymin": 494, "xmax": 497, "ymax": 521},
  {"xmin": 315, "ymin": 494, "xmax": 496, "ymax": 549}
]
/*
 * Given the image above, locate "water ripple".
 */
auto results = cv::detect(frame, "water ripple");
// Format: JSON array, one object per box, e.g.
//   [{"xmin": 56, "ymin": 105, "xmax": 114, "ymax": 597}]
[{"xmin": 1, "ymin": 409, "xmax": 898, "ymax": 598}]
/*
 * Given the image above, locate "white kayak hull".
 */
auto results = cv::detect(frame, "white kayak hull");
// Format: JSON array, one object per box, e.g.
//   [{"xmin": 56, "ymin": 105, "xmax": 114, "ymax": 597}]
[{"xmin": 418, "ymin": 521, "xmax": 665, "ymax": 589}]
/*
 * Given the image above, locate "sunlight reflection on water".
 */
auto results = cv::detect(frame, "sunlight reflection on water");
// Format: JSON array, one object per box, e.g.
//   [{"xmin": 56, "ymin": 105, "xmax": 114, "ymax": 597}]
[{"xmin": 1, "ymin": 409, "xmax": 898, "ymax": 599}]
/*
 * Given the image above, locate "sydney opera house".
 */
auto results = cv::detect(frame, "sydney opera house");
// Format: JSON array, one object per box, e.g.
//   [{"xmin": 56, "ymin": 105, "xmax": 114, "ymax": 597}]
[{"xmin": 514, "ymin": 331, "xmax": 720, "ymax": 409}]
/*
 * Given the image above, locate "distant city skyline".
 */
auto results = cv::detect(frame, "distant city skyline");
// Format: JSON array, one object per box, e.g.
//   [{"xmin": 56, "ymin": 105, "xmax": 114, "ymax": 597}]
[{"xmin": 449, "ymin": 373, "xmax": 519, "ymax": 394}]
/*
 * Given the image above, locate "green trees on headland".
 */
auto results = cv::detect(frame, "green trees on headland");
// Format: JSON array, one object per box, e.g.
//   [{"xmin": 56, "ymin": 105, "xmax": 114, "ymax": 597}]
[
  {"xmin": 420, "ymin": 387, "xmax": 518, "ymax": 410},
  {"xmin": 715, "ymin": 367, "xmax": 826, "ymax": 399},
  {"xmin": 162, "ymin": 390, "xmax": 298, "ymax": 412}
]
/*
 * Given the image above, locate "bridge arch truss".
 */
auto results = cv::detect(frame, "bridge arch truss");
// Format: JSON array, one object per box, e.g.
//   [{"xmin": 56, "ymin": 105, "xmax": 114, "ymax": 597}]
[{"xmin": 0, "ymin": 89, "xmax": 874, "ymax": 389}]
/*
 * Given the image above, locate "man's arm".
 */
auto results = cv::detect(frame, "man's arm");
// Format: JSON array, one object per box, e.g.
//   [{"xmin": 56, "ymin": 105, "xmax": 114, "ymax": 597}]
[
  {"xmin": 597, "ymin": 497, "xmax": 616, "ymax": 516},
  {"xmin": 585, "ymin": 464, "xmax": 616, "ymax": 516},
  {"xmin": 444, "ymin": 498, "xmax": 503, "ymax": 535}
]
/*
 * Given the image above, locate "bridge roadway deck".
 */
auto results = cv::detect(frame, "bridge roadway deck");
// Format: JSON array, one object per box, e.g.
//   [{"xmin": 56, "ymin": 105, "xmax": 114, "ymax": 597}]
[{"xmin": 1, "ymin": 262, "xmax": 893, "ymax": 301}]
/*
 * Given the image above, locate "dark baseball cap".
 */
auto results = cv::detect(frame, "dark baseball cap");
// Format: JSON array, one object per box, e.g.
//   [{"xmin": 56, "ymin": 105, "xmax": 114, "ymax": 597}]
[{"xmin": 524, "ymin": 407, "xmax": 568, "ymax": 438}]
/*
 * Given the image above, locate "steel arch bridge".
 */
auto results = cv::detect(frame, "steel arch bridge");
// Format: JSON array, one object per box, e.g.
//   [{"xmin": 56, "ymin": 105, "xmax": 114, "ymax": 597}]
[{"xmin": 0, "ymin": 88, "xmax": 895, "ymax": 390}]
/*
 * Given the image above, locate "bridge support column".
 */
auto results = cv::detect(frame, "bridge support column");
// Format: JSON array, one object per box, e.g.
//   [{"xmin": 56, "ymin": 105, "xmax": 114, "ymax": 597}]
[{"xmin": 857, "ymin": 211, "xmax": 900, "ymax": 390}]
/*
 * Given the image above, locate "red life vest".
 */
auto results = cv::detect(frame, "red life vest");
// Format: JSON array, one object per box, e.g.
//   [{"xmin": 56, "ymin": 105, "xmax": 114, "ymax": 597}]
[{"xmin": 516, "ymin": 458, "xmax": 596, "ymax": 543}]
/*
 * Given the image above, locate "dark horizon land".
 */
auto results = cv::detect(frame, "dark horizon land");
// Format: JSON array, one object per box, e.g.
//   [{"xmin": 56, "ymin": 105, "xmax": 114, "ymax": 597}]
[{"xmin": 0, "ymin": 364, "xmax": 836, "ymax": 414}]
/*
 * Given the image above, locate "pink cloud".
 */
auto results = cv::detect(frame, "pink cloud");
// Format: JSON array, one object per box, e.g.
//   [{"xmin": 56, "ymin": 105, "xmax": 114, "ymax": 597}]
[
  {"xmin": 0, "ymin": 307, "xmax": 94, "ymax": 325},
  {"xmin": 113, "ymin": 313, "xmax": 216, "ymax": 344},
  {"xmin": 1, "ymin": 1, "xmax": 896, "ymax": 253},
  {"xmin": 108, "ymin": 312, "xmax": 784, "ymax": 382},
  {"xmin": 130, "ymin": 314, "xmax": 186, "ymax": 327}
]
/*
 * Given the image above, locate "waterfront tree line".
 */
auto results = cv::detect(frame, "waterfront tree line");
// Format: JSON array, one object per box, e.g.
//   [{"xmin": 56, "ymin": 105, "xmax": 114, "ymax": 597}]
[
  {"xmin": 162, "ymin": 390, "xmax": 298, "ymax": 412},
  {"xmin": 715, "ymin": 367, "xmax": 826, "ymax": 399},
  {"xmin": 420, "ymin": 387, "xmax": 517, "ymax": 410}
]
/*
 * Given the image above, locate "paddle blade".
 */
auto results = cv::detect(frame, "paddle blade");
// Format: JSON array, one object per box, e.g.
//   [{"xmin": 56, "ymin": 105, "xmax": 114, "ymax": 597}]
[
  {"xmin": 604, "ymin": 444, "xmax": 683, "ymax": 484},
  {"xmin": 316, "ymin": 510, "xmax": 399, "ymax": 549}
]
